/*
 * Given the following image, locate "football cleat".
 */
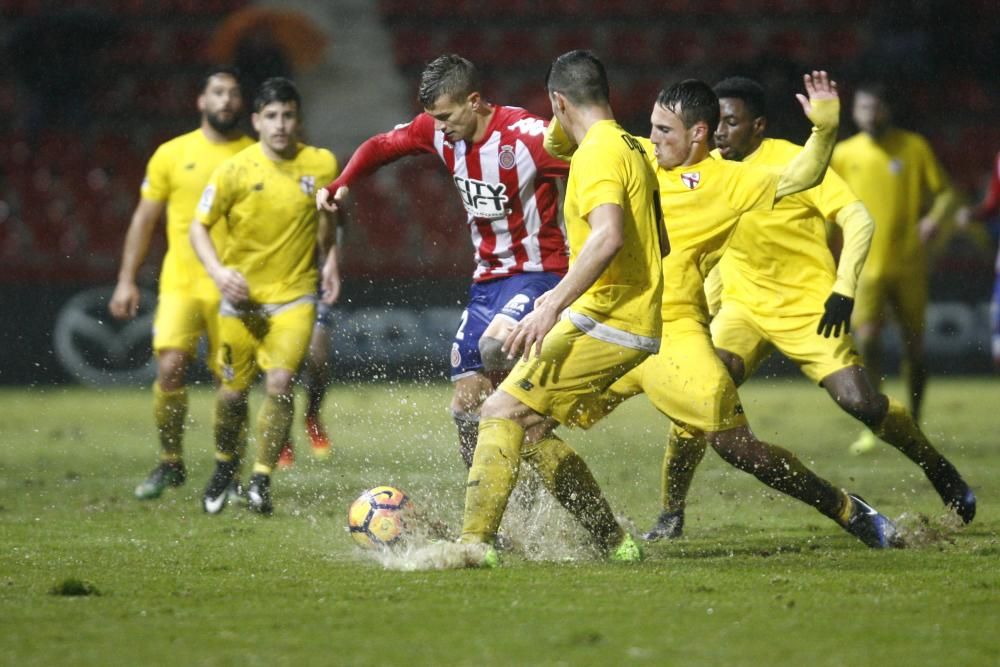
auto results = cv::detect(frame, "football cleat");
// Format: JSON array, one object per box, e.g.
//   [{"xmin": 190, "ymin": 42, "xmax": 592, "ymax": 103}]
[
  {"xmin": 848, "ymin": 430, "xmax": 879, "ymax": 455},
  {"xmin": 642, "ymin": 509, "xmax": 684, "ymax": 541},
  {"xmin": 305, "ymin": 415, "xmax": 331, "ymax": 460},
  {"xmin": 844, "ymin": 493, "xmax": 903, "ymax": 549},
  {"xmin": 277, "ymin": 442, "xmax": 295, "ymax": 469},
  {"xmin": 246, "ymin": 473, "xmax": 273, "ymax": 516},
  {"xmin": 948, "ymin": 485, "xmax": 976, "ymax": 524},
  {"xmin": 202, "ymin": 459, "xmax": 238, "ymax": 515},
  {"xmin": 480, "ymin": 544, "xmax": 500, "ymax": 568},
  {"xmin": 463, "ymin": 542, "xmax": 499, "ymax": 568},
  {"xmin": 134, "ymin": 461, "xmax": 186, "ymax": 500},
  {"xmin": 609, "ymin": 534, "xmax": 644, "ymax": 563}
]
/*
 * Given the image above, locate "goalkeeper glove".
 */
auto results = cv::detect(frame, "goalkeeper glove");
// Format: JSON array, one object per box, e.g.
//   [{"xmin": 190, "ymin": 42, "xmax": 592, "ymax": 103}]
[{"xmin": 817, "ymin": 292, "xmax": 854, "ymax": 338}]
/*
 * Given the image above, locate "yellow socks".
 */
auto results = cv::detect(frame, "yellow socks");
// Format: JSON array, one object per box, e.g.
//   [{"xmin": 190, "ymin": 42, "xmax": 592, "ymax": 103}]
[
  {"xmin": 256, "ymin": 393, "xmax": 295, "ymax": 470},
  {"xmin": 522, "ymin": 434, "xmax": 624, "ymax": 552},
  {"xmin": 661, "ymin": 423, "xmax": 708, "ymax": 513},
  {"xmin": 460, "ymin": 418, "xmax": 524, "ymax": 544},
  {"xmin": 153, "ymin": 383, "xmax": 187, "ymax": 461},
  {"xmin": 214, "ymin": 394, "xmax": 248, "ymax": 459}
]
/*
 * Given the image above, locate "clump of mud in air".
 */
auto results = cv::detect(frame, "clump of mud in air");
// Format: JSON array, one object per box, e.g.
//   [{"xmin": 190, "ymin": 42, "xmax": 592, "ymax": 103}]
[{"xmin": 893, "ymin": 509, "xmax": 963, "ymax": 547}]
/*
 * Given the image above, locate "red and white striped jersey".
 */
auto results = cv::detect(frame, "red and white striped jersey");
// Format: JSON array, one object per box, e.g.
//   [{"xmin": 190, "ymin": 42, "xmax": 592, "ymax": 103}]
[{"xmin": 325, "ymin": 106, "xmax": 569, "ymax": 282}]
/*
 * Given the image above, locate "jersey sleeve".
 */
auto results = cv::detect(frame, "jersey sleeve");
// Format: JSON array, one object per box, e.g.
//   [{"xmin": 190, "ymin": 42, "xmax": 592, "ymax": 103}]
[
  {"xmin": 916, "ymin": 135, "xmax": 950, "ymax": 195},
  {"xmin": 528, "ymin": 119, "xmax": 571, "ymax": 178},
  {"xmin": 194, "ymin": 161, "xmax": 237, "ymax": 229},
  {"xmin": 804, "ymin": 166, "xmax": 859, "ymax": 220},
  {"xmin": 729, "ymin": 162, "xmax": 779, "ymax": 214},
  {"xmin": 325, "ymin": 114, "xmax": 436, "ymax": 193},
  {"xmin": 573, "ymin": 142, "xmax": 628, "ymax": 217},
  {"xmin": 140, "ymin": 143, "xmax": 172, "ymax": 202}
]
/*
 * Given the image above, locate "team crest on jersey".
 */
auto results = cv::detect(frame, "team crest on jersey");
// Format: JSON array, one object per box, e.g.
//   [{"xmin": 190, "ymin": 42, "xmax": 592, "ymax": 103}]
[
  {"xmin": 498, "ymin": 144, "xmax": 516, "ymax": 170},
  {"xmin": 299, "ymin": 175, "xmax": 316, "ymax": 195},
  {"xmin": 451, "ymin": 342, "xmax": 461, "ymax": 368},
  {"xmin": 680, "ymin": 172, "xmax": 701, "ymax": 190},
  {"xmin": 454, "ymin": 175, "xmax": 509, "ymax": 219}
]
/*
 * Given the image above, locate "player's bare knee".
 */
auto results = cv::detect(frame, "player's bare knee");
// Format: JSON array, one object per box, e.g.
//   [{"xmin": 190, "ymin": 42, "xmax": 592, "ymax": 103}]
[
  {"xmin": 156, "ymin": 349, "xmax": 189, "ymax": 390},
  {"xmin": 219, "ymin": 387, "xmax": 248, "ymax": 408},
  {"xmin": 707, "ymin": 428, "xmax": 755, "ymax": 470},
  {"xmin": 265, "ymin": 369, "xmax": 295, "ymax": 396},
  {"xmin": 835, "ymin": 392, "xmax": 884, "ymax": 426},
  {"xmin": 479, "ymin": 336, "xmax": 514, "ymax": 374}
]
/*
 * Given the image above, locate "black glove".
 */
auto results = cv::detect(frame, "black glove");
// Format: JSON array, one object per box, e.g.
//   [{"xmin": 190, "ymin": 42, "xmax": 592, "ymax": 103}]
[{"xmin": 817, "ymin": 292, "xmax": 854, "ymax": 338}]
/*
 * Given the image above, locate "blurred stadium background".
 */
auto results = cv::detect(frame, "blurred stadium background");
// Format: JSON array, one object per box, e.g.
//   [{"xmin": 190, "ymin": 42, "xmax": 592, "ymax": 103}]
[{"xmin": 1, "ymin": 0, "xmax": 997, "ymax": 385}]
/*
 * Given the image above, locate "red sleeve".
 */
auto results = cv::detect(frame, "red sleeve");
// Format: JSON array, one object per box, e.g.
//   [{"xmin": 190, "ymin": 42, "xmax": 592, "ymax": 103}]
[
  {"xmin": 324, "ymin": 114, "xmax": 437, "ymax": 194},
  {"xmin": 975, "ymin": 152, "xmax": 1000, "ymax": 220}
]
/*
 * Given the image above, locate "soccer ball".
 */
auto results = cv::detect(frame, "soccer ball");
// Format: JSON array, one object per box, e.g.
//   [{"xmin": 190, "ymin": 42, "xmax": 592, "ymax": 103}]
[{"xmin": 347, "ymin": 485, "xmax": 413, "ymax": 549}]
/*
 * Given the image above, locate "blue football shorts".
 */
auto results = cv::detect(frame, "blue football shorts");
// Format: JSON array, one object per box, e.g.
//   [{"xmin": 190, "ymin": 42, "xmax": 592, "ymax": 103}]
[{"xmin": 450, "ymin": 271, "xmax": 562, "ymax": 381}]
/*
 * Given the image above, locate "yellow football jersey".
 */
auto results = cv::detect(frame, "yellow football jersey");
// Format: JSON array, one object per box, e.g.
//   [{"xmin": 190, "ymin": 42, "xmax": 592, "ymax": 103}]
[
  {"xmin": 719, "ymin": 138, "xmax": 859, "ymax": 311},
  {"xmin": 832, "ymin": 128, "xmax": 948, "ymax": 277},
  {"xmin": 645, "ymin": 142, "xmax": 778, "ymax": 323},
  {"xmin": 564, "ymin": 120, "xmax": 664, "ymax": 344},
  {"xmin": 195, "ymin": 142, "xmax": 339, "ymax": 304},
  {"xmin": 141, "ymin": 129, "xmax": 254, "ymax": 295}
]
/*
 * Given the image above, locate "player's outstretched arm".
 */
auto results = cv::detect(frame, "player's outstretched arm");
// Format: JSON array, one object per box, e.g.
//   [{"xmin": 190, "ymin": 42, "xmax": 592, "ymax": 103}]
[
  {"xmin": 776, "ymin": 71, "xmax": 840, "ymax": 200},
  {"xmin": 543, "ymin": 117, "xmax": 577, "ymax": 162},
  {"xmin": 817, "ymin": 201, "xmax": 874, "ymax": 337},
  {"xmin": 109, "ymin": 198, "xmax": 165, "ymax": 319}
]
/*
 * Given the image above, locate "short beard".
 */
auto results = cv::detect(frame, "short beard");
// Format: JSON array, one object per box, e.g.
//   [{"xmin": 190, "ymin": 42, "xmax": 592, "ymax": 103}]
[{"xmin": 206, "ymin": 111, "xmax": 240, "ymax": 134}]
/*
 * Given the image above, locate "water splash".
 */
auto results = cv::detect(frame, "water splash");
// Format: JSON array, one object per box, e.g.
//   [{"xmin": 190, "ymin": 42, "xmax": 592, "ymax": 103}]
[{"xmin": 893, "ymin": 509, "xmax": 964, "ymax": 547}]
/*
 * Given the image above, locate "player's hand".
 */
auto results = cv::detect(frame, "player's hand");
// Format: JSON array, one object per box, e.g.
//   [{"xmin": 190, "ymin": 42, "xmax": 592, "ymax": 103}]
[
  {"xmin": 533, "ymin": 290, "xmax": 552, "ymax": 310},
  {"xmin": 817, "ymin": 292, "xmax": 854, "ymax": 338},
  {"xmin": 503, "ymin": 304, "xmax": 559, "ymax": 361},
  {"xmin": 320, "ymin": 266, "xmax": 341, "ymax": 305},
  {"xmin": 109, "ymin": 281, "xmax": 141, "ymax": 319},
  {"xmin": 955, "ymin": 206, "xmax": 972, "ymax": 229},
  {"xmin": 918, "ymin": 215, "xmax": 939, "ymax": 244},
  {"xmin": 796, "ymin": 71, "xmax": 839, "ymax": 131},
  {"xmin": 213, "ymin": 267, "xmax": 250, "ymax": 305},
  {"xmin": 317, "ymin": 185, "xmax": 349, "ymax": 213}
]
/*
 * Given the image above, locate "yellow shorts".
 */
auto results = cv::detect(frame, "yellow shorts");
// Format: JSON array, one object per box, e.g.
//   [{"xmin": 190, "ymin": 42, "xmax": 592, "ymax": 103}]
[
  {"xmin": 217, "ymin": 300, "xmax": 316, "ymax": 392},
  {"xmin": 499, "ymin": 318, "xmax": 650, "ymax": 428},
  {"xmin": 711, "ymin": 301, "xmax": 862, "ymax": 385},
  {"xmin": 152, "ymin": 291, "xmax": 221, "ymax": 374},
  {"xmin": 584, "ymin": 318, "xmax": 747, "ymax": 434},
  {"xmin": 853, "ymin": 271, "xmax": 927, "ymax": 336}
]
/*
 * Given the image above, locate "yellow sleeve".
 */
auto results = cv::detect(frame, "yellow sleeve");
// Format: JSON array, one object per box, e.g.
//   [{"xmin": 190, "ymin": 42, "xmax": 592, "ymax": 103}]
[
  {"xmin": 831, "ymin": 200, "xmax": 874, "ymax": 298},
  {"xmin": 776, "ymin": 97, "xmax": 840, "ymax": 199},
  {"xmin": 140, "ymin": 143, "xmax": 171, "ymax": 202},
  {"xmin": 194, "ymin": 162, "xmax": 236, "ymax": 229},
  {"xmin": 926, "ymin": 184, "xmax": 958, "ymax": 226},
  {"xmin": 704, "ymin": 264, "xmax": 723, "ymax": 317},
  {"xmin": 574, "ymin": 141, "xmax": 628, "ymax": 217},
  {"xmin": 543, "ymin": 116, "xmax": 575, "ymax": 162}
]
